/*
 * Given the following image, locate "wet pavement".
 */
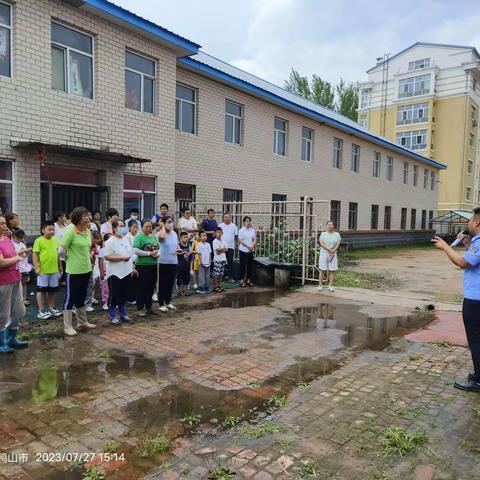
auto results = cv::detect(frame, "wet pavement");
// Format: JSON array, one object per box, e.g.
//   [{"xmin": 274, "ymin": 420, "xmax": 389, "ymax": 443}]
[{"xmin": 0, "ymin": 287, "xmax": 476, "ymax": 479}]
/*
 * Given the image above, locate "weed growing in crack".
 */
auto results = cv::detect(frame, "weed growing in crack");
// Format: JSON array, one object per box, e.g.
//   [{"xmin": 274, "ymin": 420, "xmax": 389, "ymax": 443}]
[
  {"xmin": 247, "ymin": 381, "xmax": 260, "ymax": 389},
  {"xmin": 222, "ymin": 416, "xmax": 242, "ymax": 428},
  {"xmin": 181, "ymin": 413, "xmax": 202, "ymax": 426},
  {"xmin": 381, "ymin": 426, "xmax": 428, "ymax": 456},
  {"xmin": 98, "ymin": 351, "xmax": 110, "ymax": 359},
  {"xmin": 103, "ymin": 440, "xmax": 120, "ymax": 453},
  {"xmin": 296, "ymin": 381, "xmax": 309, "ymax": 389},
  {"xmin": 207, "ymin": 466, "xmax": 236, "ymax": 479},
  {"xmin": 431, "ymin": 341, "xmax": 452, "ymax": 349},
  {"xmin": 237, "ymin": 421, "xmax": 288, "ymax": 439},
  {"xmin": 409, "ymin": 353, "xmax": 423, "ymax": 361},
  {"xmin": 82, "ymin": 466, "xmax": 106, "ymax": 480},
  {"xmin": 266, "ymin": 395, "xmax": 288, "ymax": 409},
  {"xmin": 136, "ymin": 435, "xmax": 171, "ymax": 458}
]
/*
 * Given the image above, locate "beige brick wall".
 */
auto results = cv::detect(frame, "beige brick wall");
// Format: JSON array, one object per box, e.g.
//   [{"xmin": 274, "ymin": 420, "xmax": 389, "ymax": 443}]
[
  {"xmin": 0, "ymin": 0, "xmax": 177, "ymax": 234},
  {"xmin": 175, "ymin": 68, "xmax": 440, "ymax": 230}
]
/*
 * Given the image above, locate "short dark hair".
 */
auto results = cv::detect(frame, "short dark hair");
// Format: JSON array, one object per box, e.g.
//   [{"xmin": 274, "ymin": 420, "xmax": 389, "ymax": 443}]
[
  {"xmin": 92, "ymin": 231, "xmax": 102, "ymax": 240},
  {"xmin": 179, "ymin": 231, "xmax": 188, "ymax": 237},
  {"xmin": 215, "ymin": 227, "xmax": 223, "ymax": 233},
  {"xmin": 473, "ymin": 207, "xmax": 480, "ymax": 217},
  {"xmin": 41, "ymin": 220, "xmax": 55, "ymax": 230},
  {"xmin": 160, "ymin": 203, "xmax": 169, "ymax": 210},
  {"xmin": 199, "ymin": 230, "xmax": 207, "ymax": 236},
  {"xmin": 162, "ymin": 216, "xmax": 173, "ymax": 224},
  {"xmin": 12, "ymin": 228, "xmax": 25, "ymax": 238},
  {"xmin": 243, "ymin": 215, "xmax": 251, "ymax": 223},
  {"xmin": 103, "ymin": 233, "xmax": 110, "ymax": 242},
  {"xmin": 70, "ymin": 207, "xmax": 88, "ymax": 226},
  {"xmin": 53, "ymin": 211, "xmax": 65, "ymax": 222},
  {"xmin": 326, "ymin": 220, "xmax": 335, "ymax": 227},
  {"xmin": 129, "ymin": 208, "xmax": 139, "ymax": 215},
  {"xmin": 141, "ymin": 218, "xmax": 152, "ymax": 227},
  {"xmin": 106, "ymin": 208, "xmax": 118, "ymax": 219},
  {"xmin": 207, "ymin": 208, "xmax": 215, "ymax": 214},
  {"xmin": 112, "ymin": 220, "xmax": 124, "ymax": 231}
]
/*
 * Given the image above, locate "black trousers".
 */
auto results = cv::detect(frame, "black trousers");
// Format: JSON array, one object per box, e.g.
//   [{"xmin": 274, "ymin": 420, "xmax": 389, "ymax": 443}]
[
  {"xmin": 126, "ymin": 273, "xmax": 138, "ymax": 302},
  {"xmin": 136, "ymin": 265, "xmax": 157, "ymax": 311},
  {"xmin": 158, "ymin": 264, "xmax": 177, "ymax": 305},
  {"xmin": 64, "ymin": 272, "xmax": 91, "ymax": 310},
  {"xmin": 177, "ymin": 263, "xmax": 191, "ymax": 286},
  {"xmin": 239, "ymin": 251, "xmax": 254, "ymax": 281},
  {"xmin": 225, "ymin": 248, "xmax": 235, "ymax": 279},
  {"xmin": 463, "ymin": 299, "xmax": 480, "ymax": 381},
  {"xmin": 107, "ymin": 275, "xmax": 130, "ymax": 308}
]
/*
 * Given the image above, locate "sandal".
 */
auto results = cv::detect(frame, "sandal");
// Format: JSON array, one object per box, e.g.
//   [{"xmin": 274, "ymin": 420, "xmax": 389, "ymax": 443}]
[
  {"xmin": 184, "ymin": 291, "xmax": 190, "ymax": 296},
  {"xmin": 240, "ymin": 282, "xmax": 247, "ymax": 288},
  {"xmin": 247, "ymin": 282, "xmax": 254, "ymax": 287}
]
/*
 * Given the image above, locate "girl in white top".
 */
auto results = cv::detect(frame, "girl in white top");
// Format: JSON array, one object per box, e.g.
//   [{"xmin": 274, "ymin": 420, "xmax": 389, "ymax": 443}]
[
  {"xmin": 103, "ymin": 220, "xmax": 136, "ymax": 325},
  {"xmin": 178, "ymin": 209, "xmax": 198, "ymax": 239},
  {"xmin": 318, "ymin": 221, "xmax": 341, "ymax": 292},
  {"xmin": 238, "ymin": 216, "xmax": 257, "ymax": 287}
]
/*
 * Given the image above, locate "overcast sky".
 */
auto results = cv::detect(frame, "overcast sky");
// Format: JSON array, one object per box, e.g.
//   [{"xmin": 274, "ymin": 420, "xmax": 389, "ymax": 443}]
[{"xmin": 116, "ymin": 0, "xmax": 480, "ymax": 87}]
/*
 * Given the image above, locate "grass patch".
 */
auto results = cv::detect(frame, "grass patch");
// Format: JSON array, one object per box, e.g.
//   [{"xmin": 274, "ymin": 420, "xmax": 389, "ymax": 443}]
[
  {"xmin": 338, "ymin": 244, "xmax": 431, "ymax": 264},
  {"xmin": 207, "ymin": 466, "xmax": 236, "ymax": 479},
  {"xmin": 381, "ymin": 426, "xmax": 428, "ymax": 456},
  {"xmin": 103, "ymin": 440, "xmax": 120, "ymax": 453},
  {"xmin": 296, "ymin": 461, "xmax": 321, "ymax": 478},
  {"xmin": 409, "ymin": 353, "xmax": 423, "ymax": 361},
  {"xmin": 98, "ymin": 351, "xmax": 110, "ymax": 359},
  {"xmin": 136, "ymin": 435, "xmax": 171, "ymax": 458},
  {"xmin": 266, "ymin": 395, "xmax": 288, "ymax": 409},
  {"xmin": 82, "ymin": 467, "xmax": 106, "ymax": 480},
  {"xmin": 222, "ymin": 416, "xmax": 242, "ymax": 428},
  {"xmin": 180, "ymin": 412, "xmax": 202, "ymax": 426},
  {"xmin": 247, "ymin": 381, "xmax": 260, "ymax": 389},
  {"xmin": 237, "ymin": 421, "xmax": 288, "ymax": 439},
  {"xmin": 432, "ymin": 340, "xmax": 452, "ymax": 348},
  {"xmin": 335, "ymin": 270, "xmax": 400, "ymax": 290}
]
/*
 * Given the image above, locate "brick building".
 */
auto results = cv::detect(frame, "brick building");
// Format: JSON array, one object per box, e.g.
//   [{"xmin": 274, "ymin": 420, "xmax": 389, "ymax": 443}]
[{"xmin": 0, "ymin": 0, "xmax": 445, "ymax": 236}]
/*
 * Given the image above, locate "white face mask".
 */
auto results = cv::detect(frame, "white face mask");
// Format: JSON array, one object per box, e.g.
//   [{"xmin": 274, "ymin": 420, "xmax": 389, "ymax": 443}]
[
  {"xmin": 131, "ymin": 215, "xmax": 138, "ymax": 220},
  {"xmin": 165, "ymin": 223, "xmax": 173, "ymax": 231}
]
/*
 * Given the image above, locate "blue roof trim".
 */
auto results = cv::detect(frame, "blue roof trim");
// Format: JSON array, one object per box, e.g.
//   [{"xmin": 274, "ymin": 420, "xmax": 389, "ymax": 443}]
[
  {"xmin": 83, "ymin": 0, "xmax": 200, "ymax": 54},
  {"xmin": 367, "ymin": 42, "xmax": 480, "ymax": 73},
  {"xmin": 179, "ymin": 56, "xmax": 446, "ymax": 170}
]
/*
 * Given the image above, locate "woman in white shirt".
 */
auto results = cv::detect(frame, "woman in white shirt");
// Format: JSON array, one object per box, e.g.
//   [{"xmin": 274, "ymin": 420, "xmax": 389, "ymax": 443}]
[
  {"xmin": 124, "ymin": 221, "xmax": 138, "ymax": 304},
  {"xmin": 103, "ymin": 220, "xmax": 136, "ymax": 325},
  {"xmin": 238, "ymin": 216, "xmax": 256, "ymax": 287},
  {"xmin": 318, "ymin": 220, "xmax": 341, "ymax": 292}
]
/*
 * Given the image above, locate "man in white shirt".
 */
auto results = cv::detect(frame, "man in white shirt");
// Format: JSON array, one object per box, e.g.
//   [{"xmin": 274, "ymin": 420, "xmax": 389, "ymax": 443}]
[
  {"xmin": 101, "ymin": 208, "xmax": 119, "ymax": 236},
  {"xmin": 178, "ymin": 208, "xmax": 198, "ymax": 238},
  {"xmin": 218, "ymin": 213, "xmax": 238, "ymax": 281}
]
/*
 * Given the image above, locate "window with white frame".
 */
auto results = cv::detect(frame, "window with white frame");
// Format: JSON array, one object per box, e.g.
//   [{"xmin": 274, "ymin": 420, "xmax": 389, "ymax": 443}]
[
  {"xmin": 373, "ymin": 152, "xmax": 381, "ymax": 178},
  {"xmin": 0, "ymin": 2, "xmax": 11, "ymax": 78},
  {"xmin": 430, "ymin": 170, "xmax": 435, "ymax": 190},
  {"xmin": 359, "ymin": 114, "xmax": 367, "ymax": 128},
  {"xmin": 396, "ymin": 129, "xmax": 428, "ymax": 150},
  {"xmin": 176, "ymin": 84, "xmax": 196, "ymax": 134},
  {"xmin": 397, "ymin": 103, "xmax": 429, "ymax": 125},
  {"xmin": 333, "ymin": 138, "xmax": 343, "ymax": 169},
  {"xmin": 51, "ymin": 22, "xmax": 93, "ymax": 99},
  {"xmin": 225, "ymin": 100, "xmax": 243, "ymax": 145},
  {"xmin": 274, "ymin": 118, "xmax": 287, "ymax": 156},
  {"xmin": 360, "ymin": 89, "xmax": 370, "ymax": 109},
  {"xmin": 468, "ymin": 159, "xmax": 474, "ymax": 175},
  {"xmin": 386, "ymin": 156, "xmax": 393, "ymax": 181},
  {"xmin": 408, "ymin": 58, "xmax": 431, "ymax": 71},
  {"xmin": 398, "ymin": 74, "xmax": 430, "ymax": 98},
  {"xmin": 0, "ymin": 160, "xmax": 13, "ymax": 216},
  {"xmin": 423, "ymin": 168, "xmax": 428, "ymax": 188},
  {"xmin": 466, "ymin": 187, "xmax": 472, "ymax": 202},
  {"xmin": 125, "ymin": 51, "xmax": 155, "ymax": 114},
  {"xmin": 301, "ymin": 127, "xmax": 313, "ymax": 161},
  {"xmin": 413, "ymin": 165, "xmax": 418, "ymax": 186},
  {"xmin": 402, "ymin": 161, "xmax": 409, "ymax": 184},
  {"xmin": 469, "ymin": 132, "xmax": 475, "ymax": 147},
  {"xmin": 351, "ymin": 143, "xmax": 360, "ymax": 172}
]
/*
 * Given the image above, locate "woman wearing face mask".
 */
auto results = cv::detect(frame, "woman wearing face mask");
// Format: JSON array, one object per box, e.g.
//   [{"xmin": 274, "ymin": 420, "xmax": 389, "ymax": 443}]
[
  {"xmin": 103, "ymin": 220, "xmax": 137, "ymax": 325},
  {"xmin": 157, "ymin": 216, "xmax": 179, "ymax": 312}
]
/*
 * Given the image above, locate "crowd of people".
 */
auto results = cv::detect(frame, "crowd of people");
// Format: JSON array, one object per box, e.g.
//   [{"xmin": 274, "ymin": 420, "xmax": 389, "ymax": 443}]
[{"xmin": 0, "ymin": 204, "xmax": 267, "ymax": 351}]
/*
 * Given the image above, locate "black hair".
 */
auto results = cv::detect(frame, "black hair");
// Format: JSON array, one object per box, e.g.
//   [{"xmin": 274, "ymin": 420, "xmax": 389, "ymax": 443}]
[
  {"xmin": 199, "ymin": 230, "xmax": 207, "ymax": 236},
  {"xmin": 207, "ymin": 208, "xmax": 215, "ymax": 214},
  {"xmin": 112, "ymin": 220, "xmax": 124, "ymax": 231},
  {"xmin": 41, "ymin": 220, "xmax": 55, "ymax": 230},
  {"xmin": 92, "ymin": 231, "xmax": 102, "ymax": 239},
  {"xmin": 53, "ymin": 211, "xmax": 65, "ymax": 222},
  {"xmin": 141, "ymin": 218, "xmax": 152, "ymax": 227},
  {"xmin": 473, "ymin": 207, "xmax": 480, "ymax": 217},
  {"xmin": 92, "ymin": 210, "xmax": 101, "ymax": 219},
  {"xmin": 215, "ymin": 227, "xmax": 223, "ymax": 233},
  {"xmin": 242, "ymin": 215, "xmax": 251, "ymax": 223},
  {"xmin": 70, "ymin": 207, "xmax": 89, "ymax": 226},
  {"xmin": 179, "ymin": 231, "xmax": 188, "ymax": 237},
  {"xmin": 12, "ymin": 228, "xmax": 25, "ymax": 238},
  {"xmin": 129, "ymin": 208, "xmax": 139, "ymax": 214},
  {"xmin": 161, "ymin": 216, "xmax": 173, "ymax": 224},
  {"xmin": 103, "ymin": 233, "xmax": 110, "ymax": 242},
  {"xmin": 160, "ymin": 203, "xmax": 169, "ymax": 210},
  {"xmin": 106, "ymin": 208, "xmax": 119, "ymax": 219},
  {"xmin": 129, "ymin": 221, "xmax": 138, "ymax": 230},
  {"xmin": 326, "ymin": 220, "xmax": 335, "ymax": 227}
]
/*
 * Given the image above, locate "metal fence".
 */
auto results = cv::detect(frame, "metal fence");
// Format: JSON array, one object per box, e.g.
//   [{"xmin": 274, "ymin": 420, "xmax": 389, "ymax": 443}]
[{"xmin": 191, "ymin": 198, "xmax": 330, "ymax": 284}]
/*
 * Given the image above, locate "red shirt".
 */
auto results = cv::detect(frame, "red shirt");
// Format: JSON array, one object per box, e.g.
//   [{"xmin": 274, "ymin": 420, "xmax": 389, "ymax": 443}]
[{"xmin": 0, "ymin": 236, "xmax": 21, "ymax": 286}]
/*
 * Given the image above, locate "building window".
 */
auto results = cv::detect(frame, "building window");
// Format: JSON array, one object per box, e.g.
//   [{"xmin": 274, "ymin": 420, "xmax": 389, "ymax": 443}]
[
  {"xmin": 272, "ymin": 193, "xmax": 287, "ymax": 228},
  {"xmin": 397, "ymin": 103, "xmax": 429, "ymax": 125},
  {"xmin": 384, "ymin": 206, "xmax": 391, "ymax": 230},
  {"xmin": 125, "ymin": 51, "xmax": 155, "ymax": 114},
  {"xmin": 402, "ymin": 161, "xmax": 409, "ymax": 184},
  {"xmin": 176, "ymin": 84, "xmax": 196, "ymax": 134},
  {"xmin": 400, "ymin": 208, "xmax": 407, "ymax": 230},
  {"xmin": 410, "ymin": 209, "xmax": 417, "ymax": 230},
  {"xmin": 468, "ymin": 160, "xmax": 474, "ymax": 175},
  {"xmin": 333, "ymin": 138, "xmax": 343, "ymax": 169},
  {"xmin": 386, "ymin": 156, "xmax": 393, "ymax": 181},
  {"xmin": 274, "ymin": 118, "xmax": 287, "ymax": 156},
  {"xmin": 408, "ymin": 58, "xmax": 431, "ymax": 71},
  {"xmin": 469, "ymin": 132, "xmax": 475, "ymax": 147},
  {"xmin": 351, "ymin": 144, "xmax": 360, "ymax": 172},
  {"xmin": 396, "ymin": 129, "xmax": 428, "ymax": 150},
  {"xmin": 373, "ymin": 152, "xmax": 381, "ymax": 178},
  {"xmin": 413, "ymin": 165, "xmax": 418, "ymax": 186},
  {"xmin": 360, "ymin": 89, "xmax": 370, "ymax": 109},
  {"xmin": 421, "ymin": 209, "xmax": 427, "ymax": 229},
  {"xmin": 301, "ymin": 127, "xmax": 313, "ymax": 161},
  {"xmin": 429, "ymin": 210, "xmax": 434, "ymax": 229},
  {"xmin": 225, "ymin": 100, "xmax": 243, "ymax": 145},
  {"xmin": 371, "ymin": 204, "xmax": 379, "ymax": 230},
  {"xmin": 330, "ymin": 200, "xmax": 341, "ymax": 229},
  {"xmin": 0, "ymin": 2, "xmax": 11, "ymax": 78},
  {"xmin": 466, "ymin": 187, "xmax": 472, "ymax": 201},
  {"xmin": 223, "ymin": 188, "xmax": 243, "ymax": 222},
  {"xmin": 348, "ymin": 202, "xmax": 358, "ymax": 230},
  {"xmin": 398, "ymin": 74, "xmax": 431, "ymax": 98},
  {"xmin": 423, "ymin": 168, "xmax": 428, "ymax": 188},
  {"xmin": 430, "ymin": 171, "xmax": 435, "ymax": 190},
  {"xmin": 359, "ymin": 114, "xmax": 367, "ymax": 128},
  {"xmin": 175, "ymin": 183, "xmax": 196, "ymax": 214},
  {"xmin": 51, "ymin": 22, "xmax": 93, "ymax": 99},
  {"xmin": 123, "ymin": 174, "xmax": 156, "ymax": 220},
  {"xmin": 0, "ymin": 160, "xmax": 13, "ymax": 216}
]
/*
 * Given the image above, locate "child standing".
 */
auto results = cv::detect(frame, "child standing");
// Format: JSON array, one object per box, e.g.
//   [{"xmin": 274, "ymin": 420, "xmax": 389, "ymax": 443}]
[
  {"xmin": 12, "ymin": 229, "xmax": 32, "ymax": 305},
  {"xmin": 192, "ymin": 233, "xmax": 201, "ymax": 289},
  {"xmin": 212, "ymin": 227, "xmax": 227, "ymax": 293},
  {"xmin": 32, "ymin": 221, "xmax": 63, "ymax": 320},
  {"xmin": 196, "ymin": 231, "xmax": 211, "ymax": 294},
  {"xmin": 177, "ymin": 231, "xmax": 192, "ymax": 296}
]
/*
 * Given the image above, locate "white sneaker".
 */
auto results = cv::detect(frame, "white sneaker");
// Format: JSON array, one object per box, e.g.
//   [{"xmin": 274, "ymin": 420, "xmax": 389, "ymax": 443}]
[
  {"xmin": 166, "ymin": 303, "xmax": 176, "ymax": 310},
  {"xmin": 152, "ymin": 293, "xmax": 158, "ymax": 302},
  {"xmin": 328, "ymin": 286, "xmax": 335, "ymax": 292},
  {"xmin": 102, "ymin": 303, "xmax": 108, "ymax": 311},
  {"xmin": 37, "ymin": 310, "xmax": 51, "ymax": 320},
  {"xmin": 158, "ymin": 305, "xmax": 169, "ymax": 313},
  {"xmin": 49, "ymin": 308, "xmax": 62, "ymax": 317},
  {"xmin": 85, "ymin": 305, "xmax": 95, "ymax": 312},
  {"xmin": 193, "ymin": 284, "xmax": 198, "ymax": 290},
  {"xmin": 317, "ymin": 285, "xmax": 323, "ymax": 291}
]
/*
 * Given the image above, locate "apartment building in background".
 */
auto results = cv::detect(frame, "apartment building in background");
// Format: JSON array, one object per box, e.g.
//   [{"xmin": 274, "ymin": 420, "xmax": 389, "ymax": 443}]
[
  {"xmin": 0, "ymin": 0, "xmax": 445, "ymax": 239},
  {"xmin": 358, "ymin": 42, "xmax": 480, "ymax": 215}
]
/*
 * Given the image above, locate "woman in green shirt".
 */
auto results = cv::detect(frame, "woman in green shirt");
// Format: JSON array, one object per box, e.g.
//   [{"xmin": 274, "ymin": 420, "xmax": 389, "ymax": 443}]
[
  {"xmin": 132, "ymin": 219, "xmax": 159, "ymax": 316},
  {"xmin": 61, "ymin": 207, "xmax": 96, "ymax": 336}
]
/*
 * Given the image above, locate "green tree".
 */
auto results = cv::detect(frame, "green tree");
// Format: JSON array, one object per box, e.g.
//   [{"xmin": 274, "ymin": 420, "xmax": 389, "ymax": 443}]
[
  {"xmin": 311, "ymin": 74, "xmax": 335, "ymax": 110},
  {"xmin": 284, "ymin": 69, "xmax": 311, "ymax": 99},
  {"xmin": 335, "ymin": 78, "xmax": 359, "ymax": 121}
]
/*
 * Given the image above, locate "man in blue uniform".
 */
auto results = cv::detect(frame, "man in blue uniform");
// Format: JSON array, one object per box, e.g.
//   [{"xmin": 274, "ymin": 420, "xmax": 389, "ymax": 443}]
[{"xmin": 432, "ymin": 207, "xmax": 480, "ymax": 392}]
